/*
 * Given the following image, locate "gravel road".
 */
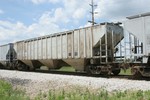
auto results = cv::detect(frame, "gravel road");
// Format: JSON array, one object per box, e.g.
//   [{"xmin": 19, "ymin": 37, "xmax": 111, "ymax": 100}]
[{"xmin": 0, "ymin": 69, "xmax": 150, "ymax": 97}]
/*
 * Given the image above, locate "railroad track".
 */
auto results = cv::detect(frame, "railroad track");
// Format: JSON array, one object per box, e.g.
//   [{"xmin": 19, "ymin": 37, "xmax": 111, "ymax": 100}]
[
  {"xmin": 22, "ymin": 69, "xmax": 150, "ymax": 81},
  {"xmin": 1, "ymin": 68, "xmax": 150, "ymax": 81}
]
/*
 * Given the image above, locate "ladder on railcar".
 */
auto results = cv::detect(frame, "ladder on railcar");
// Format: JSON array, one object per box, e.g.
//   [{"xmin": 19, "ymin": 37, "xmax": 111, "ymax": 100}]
[
  {"xmin": 99, "ymin": 33, "xmax": 109, "ymax": 64},
  {"xmin": 99, "ymin": 31, "xmax": 124, "ymax": 64},
  {"xmin": 123, "ymin": 32, "xmax": 143, "ymax": 62}
]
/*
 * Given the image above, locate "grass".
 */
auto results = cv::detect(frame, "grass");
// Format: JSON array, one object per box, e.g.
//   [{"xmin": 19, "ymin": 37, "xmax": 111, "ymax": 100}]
[
  {"xmin": 0, "ymin": 80, "xmax": 29, "ymax": 100},
  {"xmin": 34, "ymin": 88, "xmax": 150, "ymax": 100},
  {"xmin": 40, "ymin": 66, "xmax": 76, "ymax": 72},
  {"xmin": 1, "ymin": 79, "xmax": 150, "ymax": 100},
  {"xmin": 120, "ymin": 68, "xmax": 132, "ymax": 75},
  {"xmin": 57, "ymin": 66, "xmax": 75, "ymax": 72},
  {"xmin": 58, "ymin": 66, "xmax": 132, "ymax": 75},
  {"xmin": 40, "ymin": 65, "xmax": 132, "ymax": 76}
]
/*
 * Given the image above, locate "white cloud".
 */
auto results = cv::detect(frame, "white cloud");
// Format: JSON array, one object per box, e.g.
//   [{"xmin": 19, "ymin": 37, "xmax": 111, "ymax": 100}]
[
  {"xmin": 0, "ymin": 21, "xmax": 27, "ymax": 44},
  {"xmin": 27, "ymin": 13, "xmax": 63, "ymax": 36},
  {"xmin": 61, "ymin": 0, "xmax": 91, "ymax": 25},
  {"xmin": 79, "ymin": 22, "xmax": 91, "ymax": 28},
  {"xmin": 32, "ymin": 0, "xmax": 91, "ymax": 26},
  {"xmin": 73, "ymin": 8, "xmax": 86, "ymax": 19},
  {"xmin": 31, "ymin": 0, "xmax": 150, "ymax": 23},
  {"xmin": 54, "ymin": 8, "xmax": 70, "ymax": 23},
  {"xmin": 38, "ymin": 11, "xmax": 53, "ymax": 24},
  {"xmin": 95, "ymin": 0, "xmax": 150, "ymax": 22},
  {"xmin": 31, "ymin": 0, "xmax": 45, "ymax": 4},
  {"xmin": 31, "ymin": 0, "xmax": 91, "ymax": 24},
  {"xmin": 31, "ymin": 0, "xmax": 59, "ymax": 4},
  {"xmin": 0, "ymin": 11, "xmax": 65, "ymax": 45}
]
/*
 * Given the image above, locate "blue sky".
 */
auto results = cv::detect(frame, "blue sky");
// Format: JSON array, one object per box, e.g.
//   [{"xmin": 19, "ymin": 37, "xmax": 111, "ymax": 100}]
[
  {"xmin": 0, "ymin": 0, "xmax": 63, "ymax": 25},
  {"xmin": 0, "ymin": 0, "xmax": 150, "ymax": 45}
]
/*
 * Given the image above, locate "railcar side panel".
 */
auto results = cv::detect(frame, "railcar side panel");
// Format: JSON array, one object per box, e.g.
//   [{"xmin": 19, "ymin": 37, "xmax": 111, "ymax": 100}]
[
  {"xmin": 145, "ymin": 17, "xmax": 150, "ymax": 55},
  {"xmin": 0, "ymin": 44, "xmax": 10, "ymax": 67},
  {"xmin": 38, "ymin": 39, "xmax": 42, "ymax": 59},
  {"xmin": 85, "ymin": 27, "xmax": 92, "ymax": 58},
  {"xmin": 42, "ymin": 39, "xmax": 46, "ymax": 59},
  {"xmin": 0, "ymin": 43, "xmax": 14, "ymax": 67},
  {"xmin": 13, "ymin": 23, "xmax": 123, "ymax": 70},
  {"xmin": 67, "ymin": 33, "xmax": 73, "ymax": 58},
  {"xmin": 62, "ymin": 34, "xmax": 67, "ymax": 58},
  {"xmin": 93, "ymin": 25, "xmax": 106, "ymax": 47},
  {"xmin": 52, "ymin": 37, "xmax": 57, "ymax": 59},
  {"xmin": 123, "ymin": 16, "xmax": 150, "ymax": 56},
  {"xmin": 0, "ymin": 45, "xmax": 9, "ymax": 61},
  {"xmin": 74, "ymin": 30, "xmax": 79, "ymax": 58},
  {"xmin": 57, "ymin": 35, "xmax": 61, "ymax": 59},
  {"xmin": 79, "ymin": 29, "xmax": 85, "ymax": 58}
]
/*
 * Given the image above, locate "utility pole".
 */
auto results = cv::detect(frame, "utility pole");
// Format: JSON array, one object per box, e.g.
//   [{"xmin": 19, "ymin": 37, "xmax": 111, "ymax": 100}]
[{"xmin": 88, "ymin": 0, "xmax": 97, "ymax": 26}]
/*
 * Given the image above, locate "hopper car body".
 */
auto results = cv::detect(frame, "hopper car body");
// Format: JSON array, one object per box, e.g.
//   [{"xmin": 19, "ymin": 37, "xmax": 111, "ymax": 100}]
[{"xmin": 0, "ymin": 23, "xmax": 124, "ymax": 75}]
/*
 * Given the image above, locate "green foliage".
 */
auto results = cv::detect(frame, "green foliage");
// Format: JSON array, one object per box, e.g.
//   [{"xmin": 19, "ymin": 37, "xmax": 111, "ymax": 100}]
[
  {"xmin": 57, "ymin": 66, "xmax": 75, "ymax": 72},
  {"xmin": 33, "ymin": 88, "xmax": 150, "ymax": 100},
  {"xmin": 58, "ymin": 67, "xmax": 132, "ymax": 75},
  {"xmin": 0, "ymin": 80, "xmax": 29, "ymax": 100},
  {"xmin": 1, "ymin": 79, "xmax": 150, "ymax": 100},
  {"xmin": 120, "ymin": 68, "xmax": 131, "ymax": 75}
]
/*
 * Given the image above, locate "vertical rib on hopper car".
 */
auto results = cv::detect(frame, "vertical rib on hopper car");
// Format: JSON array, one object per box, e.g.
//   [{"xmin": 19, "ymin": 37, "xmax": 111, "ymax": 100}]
[{"xmin": 13, "ymin": 23, "xmax": 123, "ymax": 74}]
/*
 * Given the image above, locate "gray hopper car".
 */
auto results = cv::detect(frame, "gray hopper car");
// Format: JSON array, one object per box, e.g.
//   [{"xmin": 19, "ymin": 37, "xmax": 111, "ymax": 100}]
[
  {"xmin": 0, "ymin": 23, "xmax": 124, "ymax": 75},
  {"xmin": 123, "ymin": 12, "xmax": 150, "ymax": 77}
]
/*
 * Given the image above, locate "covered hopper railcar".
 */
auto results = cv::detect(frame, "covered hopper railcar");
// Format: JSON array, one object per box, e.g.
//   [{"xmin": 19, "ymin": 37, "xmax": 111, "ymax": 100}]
[
  {"xmin": 1, "ymin": 23, "xmax": 123, "ymax": 75},
  {"xmin": 123, "ymin": 12, "xmax": 150, "ymax": 77}
]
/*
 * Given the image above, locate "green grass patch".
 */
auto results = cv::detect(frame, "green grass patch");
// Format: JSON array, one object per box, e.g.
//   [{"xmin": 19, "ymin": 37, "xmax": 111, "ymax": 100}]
[
  {"xmin": 1, "ymin": 80, "xmax": 150, "ymax": 100},
  {"xmin": 120, "ymin": 68, "xmax": 132, "ymax": 75},
  {"xmin": 0, "ymin": 80, "xmax": 29, "ymax": 100},
  {"xmin": 40, "ymin": 66, "xmax": 76, "ymax": 72},
  {"xmin": 41, "ymin": 66, "xmax": 132, "ymax": 76},
  {"xmin": 57, "ymin": 66, "xmax": 132, "ymax": 75},
  {"xmin": 34, "ymin": 88, "xmax": 150, "ymax": 100},
  {"xmin": 57, "ymin": 66, "xmax": 75, "ymax": 72}
]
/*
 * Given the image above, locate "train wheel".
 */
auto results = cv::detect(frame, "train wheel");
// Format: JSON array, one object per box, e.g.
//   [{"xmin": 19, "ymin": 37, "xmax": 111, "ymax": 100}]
[
  {"xmin": 17, "ymin": 62, "xmax": 29, "ymax": 71},
  {"xmin": 112, "ymin": 69, "xmax": 121, "ymax": 76},
  {"xmin": 6, "ymin": 63, "xmax": 13, "ymax": 70},
  {"xmin": 6, "ymin": 65, "xmax": 11, "ymax": 70},
  {"xmin": 131, "ymin": 67, "xmax": 142, "ymax": 79},
  {"xmin": 86, "ymin": 65, "xmax": 92, "ymax": 75},
  {"xmin": 18, "ymin": 65, "xmax": 29, "ymax": 71},
  {"xmin": 29, "ymin": 67, "xmax": 35, "ymax": 71},
  {"xmin": 17, "ymin": 64, "xmax": 24, "ymax": 71}
]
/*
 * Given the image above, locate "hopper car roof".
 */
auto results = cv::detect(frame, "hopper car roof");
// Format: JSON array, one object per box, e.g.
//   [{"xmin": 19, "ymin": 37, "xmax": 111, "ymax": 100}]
[
  {"xmin": 127, "ymin": 12, "xmax": 150, "ymax": 19},
  {"xmin": 15, "ymin": 22, "xmax": 121, "ymax": 43}
]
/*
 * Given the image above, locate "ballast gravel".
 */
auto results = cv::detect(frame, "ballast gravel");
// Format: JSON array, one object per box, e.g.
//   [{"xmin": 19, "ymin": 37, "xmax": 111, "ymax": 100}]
[{"xmin": 0, "ymin": 70, "xmax": 150, "ymax": 97}]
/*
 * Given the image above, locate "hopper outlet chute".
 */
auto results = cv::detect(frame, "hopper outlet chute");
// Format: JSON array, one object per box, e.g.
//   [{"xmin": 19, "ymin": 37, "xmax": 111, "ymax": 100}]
[
  {"xmin": 20, "ymin": 60, "xmax": 34, "ymax": 69},
  {"xmin": 93, "ymin": 24, "xmax": 124, "ymax": 57},
  {"xmin": 92, "ymin": 23, "xmax": 124, "ymax": 48}
]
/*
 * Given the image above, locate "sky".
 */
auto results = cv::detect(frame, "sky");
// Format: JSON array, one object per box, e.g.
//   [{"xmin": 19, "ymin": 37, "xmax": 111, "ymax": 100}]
[{"xmin": 0, "ymin": 0, "xmax": 150, "ymax": 45}]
